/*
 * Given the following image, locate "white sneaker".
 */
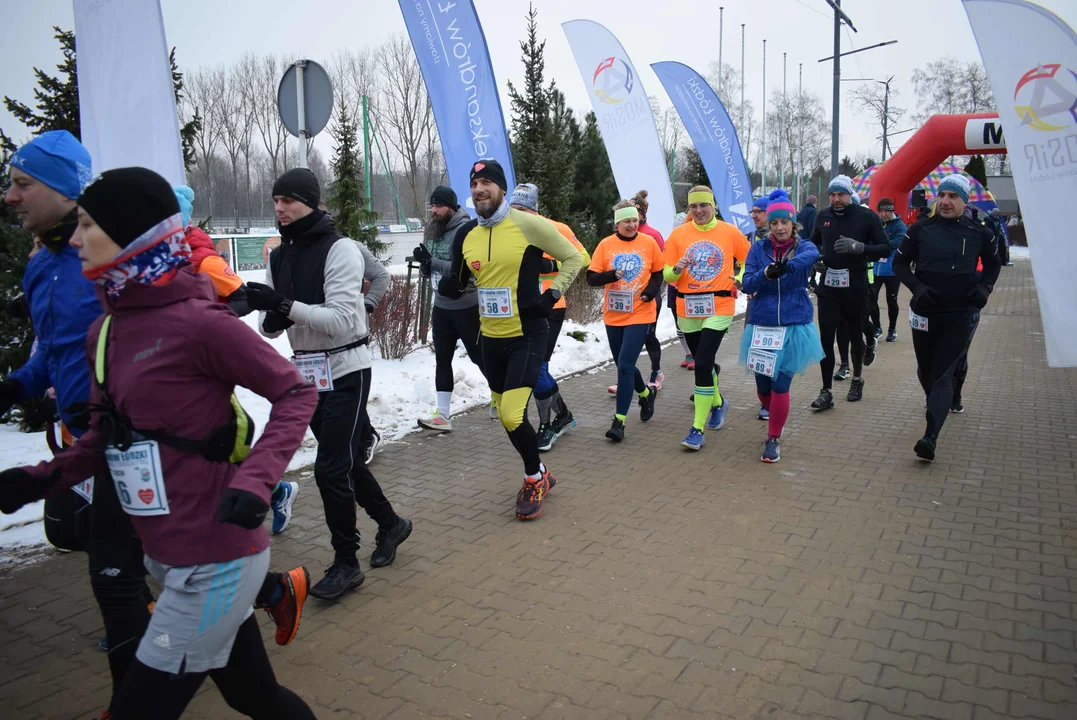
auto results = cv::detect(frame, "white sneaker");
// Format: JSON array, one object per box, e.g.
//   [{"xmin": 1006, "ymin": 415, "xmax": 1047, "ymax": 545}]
[{"xmin": 418, "ymin": 410, "xmax": 453, "ymax": 432}]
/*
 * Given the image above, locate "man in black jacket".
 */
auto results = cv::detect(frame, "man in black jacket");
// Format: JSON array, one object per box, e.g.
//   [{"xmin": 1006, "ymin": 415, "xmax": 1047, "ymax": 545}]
[
  {"xmin": 894, "ymin": 174, "xmax": 1000, "ymax": 461},
  {"xmin": 809, "ymin": 175, "xmax": 891, "ymax": 409}
]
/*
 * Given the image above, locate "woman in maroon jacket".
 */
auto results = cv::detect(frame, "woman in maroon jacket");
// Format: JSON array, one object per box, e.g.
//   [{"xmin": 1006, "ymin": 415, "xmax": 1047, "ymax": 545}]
[{"xmin": 0, "ymin": 168, "xmax": 318, "ymax": 719}]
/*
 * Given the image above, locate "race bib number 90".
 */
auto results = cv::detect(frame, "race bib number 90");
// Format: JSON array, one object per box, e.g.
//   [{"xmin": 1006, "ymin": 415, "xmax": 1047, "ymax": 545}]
[
  {"xmin": 684, "ymin": 294, "xmax": 715, "ymax": 318},
  {"xmin": 751, "ymin": 325, "xmax": 787, "ymax": 350},
  {"xmin": 478, "ymin": 287, "xmax": 514, "ymax": 318}
]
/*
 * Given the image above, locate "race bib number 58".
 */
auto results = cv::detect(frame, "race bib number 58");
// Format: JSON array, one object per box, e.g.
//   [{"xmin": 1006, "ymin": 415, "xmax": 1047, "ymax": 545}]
[{"xmin": 478, "ymin": 287, "xmax": 514, "ymax": 317}]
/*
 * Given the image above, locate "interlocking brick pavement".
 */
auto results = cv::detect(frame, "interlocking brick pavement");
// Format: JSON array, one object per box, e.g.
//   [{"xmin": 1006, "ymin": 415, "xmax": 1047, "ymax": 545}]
[{"xmin": 2, "ymin": 258, "xmax": 1076, "ymax": 719}]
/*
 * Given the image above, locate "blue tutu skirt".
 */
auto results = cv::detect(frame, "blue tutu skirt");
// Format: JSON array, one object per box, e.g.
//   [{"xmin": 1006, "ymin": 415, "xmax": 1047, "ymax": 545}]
[{"xmin": 738, "ymin": 322, "xmax": 824, "ymax": 377}]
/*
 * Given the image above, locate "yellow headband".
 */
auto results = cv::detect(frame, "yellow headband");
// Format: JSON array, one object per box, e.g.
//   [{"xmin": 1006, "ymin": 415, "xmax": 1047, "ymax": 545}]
[
  {"xmin": 614, "ymin": 206, "xmax": 639, "ymax": 223},
  {"xmin": 687, "ymin": 191, "xmax": 715, "ymax": 207}
]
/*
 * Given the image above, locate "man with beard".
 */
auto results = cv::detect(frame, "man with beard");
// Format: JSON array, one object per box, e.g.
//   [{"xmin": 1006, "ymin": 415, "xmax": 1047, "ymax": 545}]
[
  {"xmin": 412, "ymin": 186, "xmax": 484, "ymax": 431},
  {"xmin": 439, "ymin": 160, "xmax": 584, "ymax": 520}
]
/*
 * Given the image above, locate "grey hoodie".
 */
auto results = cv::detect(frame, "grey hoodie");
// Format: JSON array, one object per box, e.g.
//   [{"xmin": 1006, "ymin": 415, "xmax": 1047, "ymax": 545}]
[{"xmin": 428, "ymin": 207, "xmax": 477, "ymax": 310}]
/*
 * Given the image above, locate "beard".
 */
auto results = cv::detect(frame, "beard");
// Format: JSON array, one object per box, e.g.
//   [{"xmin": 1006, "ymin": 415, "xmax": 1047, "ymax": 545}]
[
  {"xmin": 425, "ymin": 212, "xmax": 451, "ymax": 241},
  {"xmin": 475, "ymin": 190, "xmax": 504, "ymax": 219}
]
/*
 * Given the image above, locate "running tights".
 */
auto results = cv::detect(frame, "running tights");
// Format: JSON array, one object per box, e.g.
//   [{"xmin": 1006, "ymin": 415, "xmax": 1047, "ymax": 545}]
[
  {"xmin": 684, "ymin": 328, "xmax": 726, "ymax": 429},
  {"xmin": 755, "ymin": 372, "xmax": 793, "ymax": 440},
  {"xmin": 913, "ymin": 310, "xmax": 978, "ymax": 442},
  {"xmin": 871, "ymin": 276, "xmax": 901, "ymax": 333},
  {"xmin": 818, "ymin": 291, "xmax": 867, "ymax": 388},
  {"xmin": 643, "ymin": 294, "xmax": 663, "ymax": 374}
]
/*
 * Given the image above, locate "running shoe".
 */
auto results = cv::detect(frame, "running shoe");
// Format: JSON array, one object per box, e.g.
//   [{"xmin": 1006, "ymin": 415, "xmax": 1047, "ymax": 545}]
[
  {"xmin": 886, "ymin": 330, "xmax": 897, "ymax": 343},
  {"xmin": 833, "ymin": 363, "xmax": 850, "ymax": 381},
  {"xmin": 639, "ymin": 388, "xmax": 657, "ymax": 422},
  {"xmin": 607, "ymin": 385, "xmax": 617, "ymax": 395},
  {"xmin": 949, "ymin": 402, "xmax": 965, "ymax": 414},
  {"xmin": 681, "ymin": 427, "xmax": 705, "ymax": 451},
  {"xmin": 761, "ymin": 437, "xmax": 781, "ymax": 463},
  {"xmin": 680, "ymin": 354, "xmax": 694, "ymax": 368},
  {"xmin": 914, "ymin": 436, "xmax": 937, "ymax": 462},
  {"xmin": 363, "ymin": 426, "xmax": 381, "ymax": 465},
  {"xmin": 309, "ymin": 561, "xmax": 365, "ymax": 601},
  {"xmin": 265, "ymin": 566, "xmax": 310, "ymax": 646},
  {"xmin": 370, "ymin": 516, "xmax": 413, "ymax": 568},
  {"xmin": 847, "ymin": 378, "xmax": 865, "ymax": 402},
  {"xmin": 706, "ymin": 399, "xmax": 729, "ymax": 431},
  {"xmin": 551, "ymin": 411, "xmax": 576, "ymax": 437},
  {"xmin": 537, "ymin": 423, "xmax": 556, "ymax": 451},
  {"xmin": 758, "ymin": 405, "xmax": 769, "ymax": 421},
  {"xmin": 811, "ymin": 388, "xmax": 835, "ymax": 410},
  {"xmin": 874, "ymin": 327, "xmax": 884, "ymax": 339},
  {"xmin": 605, "ymin": 418, "xmax": 625, "ymax": 442},
  {"xmin": 418, "ymin": 410, "xmax": 453, "ymax": 432},
  {"xmin": 489, "ymin": 403, "xmax": 499, "ymax": 420},
  {"xmin": 271, "ymin": 481, "xmax": 299, "ymax": 535},
  {"xmin": 864, "ymin": 337, "xmax": 878, "ymax": 367},
  {"xmin": 649, "ymin": 369, "xmax": 664, "ymax": 390},
  {"xmin": 516, "ymin": 467, "xmax": 556, "ymax": 520}
]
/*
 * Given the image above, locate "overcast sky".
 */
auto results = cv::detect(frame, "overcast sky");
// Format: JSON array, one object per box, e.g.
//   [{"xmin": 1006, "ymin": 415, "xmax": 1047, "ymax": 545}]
[{"xmin": 4, "ymin": 0, "xmax": 1075, "ymax": 171}]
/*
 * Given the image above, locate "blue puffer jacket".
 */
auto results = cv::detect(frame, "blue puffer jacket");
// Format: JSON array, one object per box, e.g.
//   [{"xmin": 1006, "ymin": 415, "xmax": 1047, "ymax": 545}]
[
  {"xmin": 874, "ymin": 217, "xmax": 907, "ymax": 277},
  {"xmin": 9, "ymin": 235, "xmax": 102, "ymax": 436},
  {"xmin": 742, "ymin": 236, "xmax": 820, "ymax": 327}
]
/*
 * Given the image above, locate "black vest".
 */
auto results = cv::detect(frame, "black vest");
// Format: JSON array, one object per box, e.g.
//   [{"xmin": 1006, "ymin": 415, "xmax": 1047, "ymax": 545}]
[{"xmin": 269, "ymin": 214, "xmax": 342, "ymax": 305}]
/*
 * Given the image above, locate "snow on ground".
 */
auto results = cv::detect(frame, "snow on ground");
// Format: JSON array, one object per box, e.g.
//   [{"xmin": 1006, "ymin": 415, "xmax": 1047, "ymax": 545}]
[{"xmin": 1, "ymin": 270, "xmax": 745, "ymax": 554}]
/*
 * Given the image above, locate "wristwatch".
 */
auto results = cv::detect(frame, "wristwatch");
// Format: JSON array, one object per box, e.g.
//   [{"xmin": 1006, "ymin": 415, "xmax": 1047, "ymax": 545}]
[{"xmin": 277, "ymin": 298, "xmax": 294, "ymax": 317}]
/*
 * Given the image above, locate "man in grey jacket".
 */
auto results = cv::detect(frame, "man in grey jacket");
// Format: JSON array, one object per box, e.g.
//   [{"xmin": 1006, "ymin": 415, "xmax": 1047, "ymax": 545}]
[
  {"xmin": 412, "ymin": 186, "xmax": 484, "ymax": 431},
  {"xmin": 248, "ymin": 168, "xmax": 411, "ymax": 600}
]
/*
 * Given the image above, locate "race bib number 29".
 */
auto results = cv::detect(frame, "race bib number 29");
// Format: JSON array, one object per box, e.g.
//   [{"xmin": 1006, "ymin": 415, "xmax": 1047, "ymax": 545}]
[{"xmin": 824, "ymin": 268, "xmax": 850, "ymax": 288}]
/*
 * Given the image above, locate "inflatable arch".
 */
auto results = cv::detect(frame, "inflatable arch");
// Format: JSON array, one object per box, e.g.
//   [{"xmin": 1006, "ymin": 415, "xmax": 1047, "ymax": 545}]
[{"xmin": 868, "ymin": 113, "xmax": 1007, "ymax": 221}]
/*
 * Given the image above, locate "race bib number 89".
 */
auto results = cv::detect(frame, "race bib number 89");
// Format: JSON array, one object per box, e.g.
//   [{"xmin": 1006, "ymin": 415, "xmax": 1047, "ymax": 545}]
[
  {"xmin": 747, "ymin": 348, "xmax": 778, "ymax": 378},
  {"xmin": 910, "ymin": 308, "xmax": 929, "ymax": 332}
]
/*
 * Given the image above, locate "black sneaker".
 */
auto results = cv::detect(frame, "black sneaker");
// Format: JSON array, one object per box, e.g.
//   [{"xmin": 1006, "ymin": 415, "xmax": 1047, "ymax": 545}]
[
  {"xmin": 639, "ymin": 388, "xmax": 657, "ymax": 422},
  {"xmin": 914, "ymin": 436, "xmax": 937, "ymax": 461},
  {"xmin": 811, "ymin": 388, "xmax": 834, "ymax": 410},
  {"xmin": 309, "ymin": 561, "xmax": 365, "ymax": 600},
  {"xmin": 370, "ymin": 517, "xmax": 412, "ymax": 568},
  {"xmin": 550, "ymin": 411, "xmax": 576, "ymax": 437},
  {"xmin": 886, "ymin": 330, "xmax": 897, "ymax": 343},
  {"xmin": 537, "ymin": 423, "xmax": 556, "ymax": 452},
  {"xmin": 874, "ymin": 327, "xmax": 884, "ymax": 339},
  {"xmin": 605, "ymin": 418, "xmax": 625, "ymax": 442},
  {"xmin": 847, "ymin": 378, "xmax": 865, "ymax": 402},
  {"xmin": 864, "ymin": 338, "xmax": 878, "ymax": 367},
  {"xmin": 833, "ymin": 363, "xmax": 850, "ymax": 381},
  {"xmin": 949, "ymin": 402, "xmax": 965, "ymax": 414}
]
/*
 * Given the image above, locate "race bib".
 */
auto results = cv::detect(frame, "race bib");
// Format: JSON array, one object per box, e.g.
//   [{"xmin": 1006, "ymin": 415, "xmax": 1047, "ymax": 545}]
[
  {"xmin": 824, "ymin": 268, "xmax": 850, "ymax": 288},
  {"xmin": 478, "ymin": 287, "xmax": 514, "ymax": 318},
  {"xmin": 751, "ymin": 325, "xmax": 787, "ymax": 351},
  {"xmin": 431, "ymin": 271, "xmax": 442, "ymax": 289},
  {"xmin": 294, "ymin": 353, "xmax": 334, "ymax": 392},
  {"xmin": 747, "ymin": 348, "xmax": 778, "ymax": 378},
  {"xmin": 910, "ymin": 309, "xmax": 929, "ymax": 332},
  {"xmin": 606, "ymin": 289, "xmax": 634, "ymax": 313},
  {"xmin": 684, "ymin": 294, "xmax": 715, "ymax": 318},
  {"xmin": 72, "ymin": 479, "xmax": 94, "ymax": 503},
  {"xmin": 106, "ymin": 441, "xmax": 169, "ymax": 516}
]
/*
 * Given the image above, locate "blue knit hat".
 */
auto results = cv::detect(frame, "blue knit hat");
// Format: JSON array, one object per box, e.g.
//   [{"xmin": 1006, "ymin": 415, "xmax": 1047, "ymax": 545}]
[
  {"xmin": 752, "ymin": 196, "xmax": 770, "ymax": 212},
  {"xmin": 9, "ymin": 130, "xmax": 93, "ymax": 200},
  {"xmin": 827, "ymin": 175, "xmax": 854, "ymax": 196},
  {"xmin": 173, "ymin": 185, "xmax": 194, "ymax": 226},
  {"xmin": 766, "ymin": 189, "xmax": 797, "ymax": 223},
  {"xmin": 938, "ymin": 174, "xmax": 971, "ymax": 204}
]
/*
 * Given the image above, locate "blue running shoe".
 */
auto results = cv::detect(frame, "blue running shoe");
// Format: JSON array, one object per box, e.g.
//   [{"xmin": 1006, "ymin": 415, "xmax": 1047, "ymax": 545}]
[
  {"xmin": 707, "ymin": 399, "xmax": 730, "ymax": 431},
  {"xmin": 681, "ymin": 427, "xmax": 705, "ymax": 451},
  {"xmin": 271, "ymin": 481, "xmax": 299, "ymax": 535},
  {"xmin": 758, "ymin": 405, "xmax": 769, "ymax": 421}
]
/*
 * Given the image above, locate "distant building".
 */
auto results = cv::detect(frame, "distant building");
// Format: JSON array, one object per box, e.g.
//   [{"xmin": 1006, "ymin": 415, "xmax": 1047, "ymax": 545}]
[{"xmin": 986, "ymin": 175, "xmax": 1020, "ymax": 214}]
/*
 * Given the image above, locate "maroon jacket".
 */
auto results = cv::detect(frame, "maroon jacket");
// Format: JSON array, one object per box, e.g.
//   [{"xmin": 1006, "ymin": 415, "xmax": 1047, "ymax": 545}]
[{"xmin": 28, "ymin": 271, "xmax": 316, "ymax": 566}]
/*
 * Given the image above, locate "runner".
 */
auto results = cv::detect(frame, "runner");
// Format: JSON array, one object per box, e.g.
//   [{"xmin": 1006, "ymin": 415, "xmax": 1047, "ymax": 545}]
[
  {"xmin": 250, "ymin": 168, "xmax": 412, "ymax": 599},
  {"xmin": 746, "ymin": 195, "xmax": 772, "ymax": 421},
  {"xmin": 871, "ymin": 197, "xmax": 908, "ymax": 343},
  {"xmin": 809, "ymin": 175, "xmax": 891, "ymax": 410},
  {"xmin": 439, "ymin": 160, "xmax": 584, "ymax": 519},
  {"xmin": 508, "ymin": 182, "xmax": 588, "ymax": 452},
  {"xmin": 893, "ymin": 174, "xmax": 999, "ymax": 461},
  {"xmin": 0, "ymin": 167, "xmax": 317, "ymax": 718},
  {"xmin": 633, "ymin": 190, "xmax": 666, "ymax": 390},
  {"xmin": 413, "ymin": 185, "xmax": 484, "ymax": 432},
  {"xmin": 739, "ymin": 190, "xmax": 824, "ymax": 462},
  {"xmin": 663, "ymin": 185, "xmax": 750, "ymax": 450},
  {"xmin": 587, "ymin": 200, "xmax": 663, "ymax": 442}
]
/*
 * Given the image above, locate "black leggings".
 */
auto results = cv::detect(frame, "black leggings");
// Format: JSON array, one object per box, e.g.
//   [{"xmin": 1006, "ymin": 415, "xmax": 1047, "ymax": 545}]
[
  {"xmin": 913, "ymin": 309, "xmax": 979, "ymax": 442},
  {"xmin": 836, "ymin": 313, "xmax": 876, "ymax": 365},
  {"xmin": 43, "ymin": 488, "xmax": 91, "ymax": 551},
  {"xmin": 818, "ymin": 290, "xmax": 868, "ymax": 388},
  {"xmin": 109, "ymin": 616, "xmax": 315, "ymax": 719},
  {"xmin": 432, "ymin": 304, "xmax": 484, "ymax": 392},
  {"xmin": 871, "ymin": 276, "xmax": 901, "ymax": 332},
  {"xmin": 643, "ymin": 294, "xmax": 663, "ymax": 374},
  {"xmin": 482, "ymin": 324, "xmax": 548, "ymax": 476},
  {"xmin": 683, "ymin": 327, "xmax": 726, "ymax": 389}
]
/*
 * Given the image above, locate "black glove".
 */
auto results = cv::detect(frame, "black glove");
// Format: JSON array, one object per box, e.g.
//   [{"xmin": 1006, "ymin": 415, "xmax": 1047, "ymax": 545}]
[
  {"xmin": 438, "ymin": 274, "xmax": 464, "ymax": 299},
  {"xmin": 5, "ymin": 295, "xmax": 29, "ymax": 319},
  {"xmin": 0, "ymin": 379, "xmax": 24, "ymax": 418},
  {"xmin": 412, "ymin": 245, "xmax": 432, "ymax": 263},
  {"xmin": 812, "ymin": 260, "xmax": 826, "ymax": 274},
  {"xmin": 246, "ymin": 282, "xmax": 288, "ymax": 312},
  {"xmin": 262, "ymin": 311, "xmax": 294, "ymax": 334},
  {"xmin": 764, "ymin": 262, "xmax": 788, "ymax": 280},
  {"xmin": 967, "ymin": 284, "xmax": 990, "ymax": 310},
  {"xmin": 833, "ymin": 236, "xmax": 865, "ymax": 255},
  {"xmin": 217, "ymin": 488, "xmax": 269, "ymax": 529},
  {"xmin": 539, "ymin": 258, "xmax": 558, "ymax": 274},
  {"xmin": 911, "ymin": 284, "xmax": 939, "ymax": 314},
  {"xmin": 639, "ymin": 292, "xmax": 654, "ymax": 303},
  {"xmin": 364, "ymin": 301, "xmax": 376, "ymax": 316},
  {"xmin": 418, "ymin": 260, "xmax": 431, "ymax": 279},
  {"xmin": 536, "ymin": 289, "xmax": 558, "ymax": 316},
  {"xmin": 0, "ymin": 467, "xmax": 52, "ymax": 515}
]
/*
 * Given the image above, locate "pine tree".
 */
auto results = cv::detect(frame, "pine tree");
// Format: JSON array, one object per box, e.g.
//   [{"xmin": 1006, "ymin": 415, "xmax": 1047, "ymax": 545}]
[
  {"xmin": 684, "ymin": 147, "xmax": 710, "ymax": 188},
  {"xmin": 4, "ymin": 27, "xmax": 80, "ymax": 139},
  {"xmin": 170, "ymin": 48, "xmax": 202, "ymax": 173},
  {"xmin": 541, "ymin": 88, "xmax": 578, "ymax": 222},
  {"xmin": 326, "ymin": 102, "xmax": 384, "ymax": 255},
  {"xmin": 964, "ymin": 155, "xmax": 988, "ymax": 189},
  {"xmin": 837, "ymin": 155, "xmax": 862, "ymax": 178},
  {"xmin": 570, "ymin": 112, "xmax": 619, "ymax": 252},
  {"xmin": 507, "ymin": 4, "xmax": 551, "ymax": 190}
]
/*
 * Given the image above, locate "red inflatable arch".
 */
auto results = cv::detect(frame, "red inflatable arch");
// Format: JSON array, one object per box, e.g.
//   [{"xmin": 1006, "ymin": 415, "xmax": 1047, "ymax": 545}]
[{"xmin": 868, "ymin": 113, "xmax": 1007, "ymax": 222}]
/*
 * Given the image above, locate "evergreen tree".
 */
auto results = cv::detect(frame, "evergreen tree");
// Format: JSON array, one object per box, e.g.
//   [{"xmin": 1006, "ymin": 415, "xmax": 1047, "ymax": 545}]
[
  {"xmin": 3, "ymin": 27, "xmax": 80, "ymax": 139},
  {"xmin": 0, "ymin": 137, "xmax": 35, "ymax": 420},
  {"xmin": 964, "ymin": 155, "xmax": 988, "ymax": 189},
  {"xmin": 684, "ymin": 147, "xmax": 710, "ymax": 188},
  {"xmin": 541, "ymin": 88, "xmax": 578, "ymax": 222},
  {"xmin": 837, "ymin": 155, "xmax": 862, "ymax": 178},
  {"xmin": 170, "ymin": 48, "xmax": 202, "ymax": 173},
  {"xmin": 507, "ymin": 4, "xmax": 551, "ymax": 191},
  {"xmin": 570, "ymin": 112, "xmax": 618, "ymax": 252},
  {"xmin": 326, "ymin": 103, "xmax": 384, "ymax": 255}
]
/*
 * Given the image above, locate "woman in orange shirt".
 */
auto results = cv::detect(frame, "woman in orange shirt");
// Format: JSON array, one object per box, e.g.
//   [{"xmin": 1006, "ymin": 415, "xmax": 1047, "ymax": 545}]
[
  {"xmin": 663, "ymin": 186, "xmax": 751, "ymax": 450},
  {"xmin": 587, "ymin": 200, "xmax": 664, "ymax": 442}
]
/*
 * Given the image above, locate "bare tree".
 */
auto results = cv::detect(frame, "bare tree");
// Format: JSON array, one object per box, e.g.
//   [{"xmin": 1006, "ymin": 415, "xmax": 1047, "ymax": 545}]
[
  {"xmin": 706, "ymin": 61, "xmax": 755, "ymax": 153},
  {"xmin": 912, "ymin": 57, "xmax": 996, "ymax": 164},
  {"xmin": 185, "ymin": 68, "xmax": 225, "ymax": 225},
  {"xmin": 250, "ymin": 54, "xmax": 289, "ymax": 181},
  {"xmin": 329, "ymin": 48, "xmax": 378, "ymax": 123},
  {"xmin": 216, "ymin": 65, "xmax": 256, "ymax": 228},
  {"xmin": 763, "ymin": 87, "xmax": 830, "ymax": 199},
  {"xmin": 849, "ymin": 80, "xmax": 906, "ymax": 160}
]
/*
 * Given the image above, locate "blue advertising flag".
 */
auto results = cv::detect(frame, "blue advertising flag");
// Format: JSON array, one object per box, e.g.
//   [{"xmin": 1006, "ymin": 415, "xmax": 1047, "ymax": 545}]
[
  {"xmin": 397, "ymin": 0, "xmax": 515, "ymax": 214},
  {"xmin": 651, "ymin": 61, "xmax": 753, "ymax": 234}
]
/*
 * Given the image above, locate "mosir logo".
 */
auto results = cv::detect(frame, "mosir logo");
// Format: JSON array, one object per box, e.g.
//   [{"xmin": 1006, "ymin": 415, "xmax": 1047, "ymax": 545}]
[
  {"xmin": 1014, "ymin": 63, "xmax": 1077, "ymax": 132},
  {"xmin": 592, "ymin": 57, "xmax": 635, "ymax": 105}
]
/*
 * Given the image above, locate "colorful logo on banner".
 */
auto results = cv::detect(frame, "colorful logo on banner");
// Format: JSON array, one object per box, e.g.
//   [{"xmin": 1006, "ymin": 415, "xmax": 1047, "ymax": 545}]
[
  {"xmin": 593, "ymin": 57, "xmax": 635, "ymax": 104},
  {"xmin": 1014, "ymin": 63, "xmax": 1077, "ymax": 131}
]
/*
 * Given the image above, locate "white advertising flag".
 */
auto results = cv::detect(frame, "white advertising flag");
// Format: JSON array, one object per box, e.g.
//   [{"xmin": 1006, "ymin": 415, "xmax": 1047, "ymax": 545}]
[
  {"xmin": 74, "ymin": 0, "xmax": 185, "ymax": 185},
  {"xmin": 562, "ymin": 20, "xmax": 675, "ymax": 238},
  {"xmin": 963, "ymin": 0, "xmax": 1077, "ymax": 366}
]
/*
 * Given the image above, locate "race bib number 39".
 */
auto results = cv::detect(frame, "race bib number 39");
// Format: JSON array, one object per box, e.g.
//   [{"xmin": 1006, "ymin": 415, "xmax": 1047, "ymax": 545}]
[
  {"xmin": 478, "ymin": 287, "xmax": 514, "ymax": 318},
  {"xmin": 751, "ymin": 325, "xmax": 787, "ymax": 350},
  {"xmin": 824, "ymin": 268, "xmax": 850, "ymax": 288},
  {"xmin": 106, "ymin": 441, "xmax": 169, "ymax": 516},
  {"xmin": 747, "ymin": 348, "xmax": 778, "ymax": 378},
  {"xmin": 684, "ymin": 294, "xmax": 715, "ymax": 318},
  {"xmin": 294, "ymin": 353, "xmax": 334, "ymax": 392},
  {"xmin": 910, "ymin": 308, "xmax": 929, "ymax": 332},
  {"xmin": 606, "ymin": 289, "xmax": 634, "ymax": 313}
]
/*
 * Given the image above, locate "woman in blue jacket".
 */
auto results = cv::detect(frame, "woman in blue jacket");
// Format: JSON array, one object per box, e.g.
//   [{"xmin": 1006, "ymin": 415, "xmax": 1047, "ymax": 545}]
[{"xmin": 739, "ymin": 190, "xmax": 824, "ymax": 463}]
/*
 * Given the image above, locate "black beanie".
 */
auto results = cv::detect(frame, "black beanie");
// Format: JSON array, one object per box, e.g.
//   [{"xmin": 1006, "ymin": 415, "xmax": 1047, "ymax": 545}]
[
  {"xmin": 469, "ymin": 159, "xmax": 507, "ymax": 192},
  {"xmin": 77, "ymin": 167, "xmax": 181, "ymax": 248},
  {"xmin": 430, "ymin": 185, "xmax": 458, "ymax": 209},
  {"xmin": 272, "ymin": 168, "xmax": 321, "ymax": 210}
]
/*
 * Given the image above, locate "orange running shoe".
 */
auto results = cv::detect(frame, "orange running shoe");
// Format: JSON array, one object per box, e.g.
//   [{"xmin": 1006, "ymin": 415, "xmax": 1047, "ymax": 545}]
[
  {"xmin": 515, "ymin": 467, "xmax": 557, "ymax": 520},
  {"xmin": 266, "ymin": 566, "xmax": 310, "ymax": 646}
]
